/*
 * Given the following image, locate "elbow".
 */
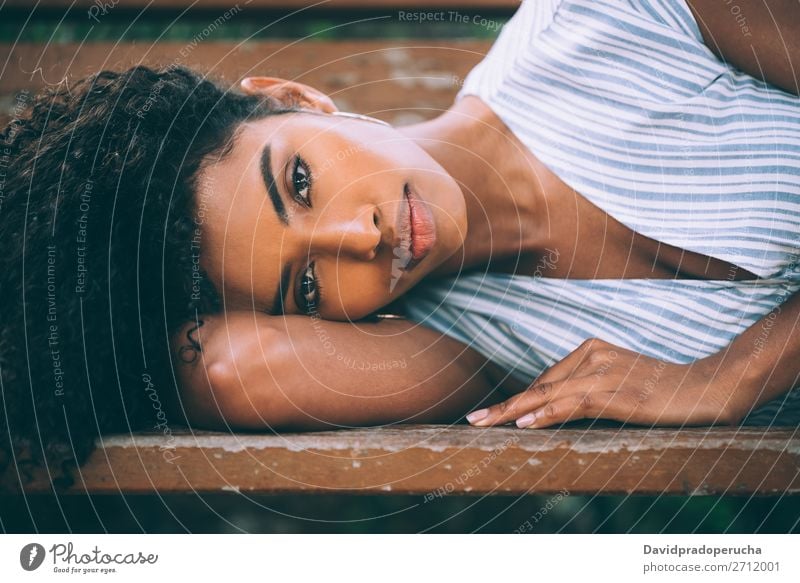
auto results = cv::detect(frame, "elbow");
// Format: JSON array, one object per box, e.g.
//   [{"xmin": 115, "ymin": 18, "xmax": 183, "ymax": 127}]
[
  {"xmin": 722, "ymin": 401, "xmax": 747, "ymax": 427},
  {"xmin": 181, "ymin": 357, "xmax": 241, "ymax": 430},
  {"xmin": 203, "ymin": 357, "xmax": 268, "ymax": 430},
  {"xmin": 176, "ymin": 315, "xmax": 296, "ymax": 430},
  {"xmin": 205, "ymin": 358, "xmax": 239, "ymax": 400},
  {"xmin": 201, "ymin": 337, "xmax": 292, "ymax": 430}
]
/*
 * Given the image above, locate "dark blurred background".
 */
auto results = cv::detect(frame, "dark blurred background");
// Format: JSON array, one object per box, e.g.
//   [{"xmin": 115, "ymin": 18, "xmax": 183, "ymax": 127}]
[
  {"xmin": 1, "ymin": 492, "xmax": 798, "ymax": 533},
  {"xmin": 0, "ymin": 0, "xmax": 510, "ymax": 127}
]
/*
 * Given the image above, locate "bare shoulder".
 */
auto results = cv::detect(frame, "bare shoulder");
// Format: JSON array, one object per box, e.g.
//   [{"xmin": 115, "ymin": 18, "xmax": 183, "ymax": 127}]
[{"xmin": 685, "ymin": 0, "xmax": 799, "ymax": 95}]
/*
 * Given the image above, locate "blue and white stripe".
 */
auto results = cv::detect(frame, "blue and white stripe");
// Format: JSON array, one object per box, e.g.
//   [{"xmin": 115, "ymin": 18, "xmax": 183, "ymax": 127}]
[{"xmin": 402, "ymin": 0, "xmax": 800, "ymax": 426}]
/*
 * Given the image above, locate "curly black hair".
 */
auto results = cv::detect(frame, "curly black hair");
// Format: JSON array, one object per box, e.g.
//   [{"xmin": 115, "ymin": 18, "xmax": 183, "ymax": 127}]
[{"xmin": 0, "ymin": 65, "xmax": 294, "ymax": 489}]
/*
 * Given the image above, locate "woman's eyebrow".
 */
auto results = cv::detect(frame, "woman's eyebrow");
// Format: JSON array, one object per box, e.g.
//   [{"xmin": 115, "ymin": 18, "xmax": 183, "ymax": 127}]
[
  {"xmin": 260, "ymin": 142, "xmax": 294, "ymax": 315},
  {"xmin": 270, "ymin": 262, "xmax": 293, "ymax": 316},
  {"xmin": 260, "ymin": 142, "xmax": 289, "ymax": 226}
]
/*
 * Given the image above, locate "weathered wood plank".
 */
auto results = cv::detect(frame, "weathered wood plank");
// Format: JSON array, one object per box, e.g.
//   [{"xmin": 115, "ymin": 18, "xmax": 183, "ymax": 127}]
[
  {"xmin": 5, "ymin": 425, "xmax": 799, "ymax": 496},
  {"xmin": 0, "ymin": 41, "xmax": 488, "ymax": 125}
]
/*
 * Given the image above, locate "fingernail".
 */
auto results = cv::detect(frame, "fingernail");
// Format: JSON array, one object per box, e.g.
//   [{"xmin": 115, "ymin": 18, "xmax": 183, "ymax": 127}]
[
  {"xmin": 516, "ymin": 412, "xmax": 537, "ymax": 428},
  {"xmin": 466, "ymin": 409, "xmax": 489, "ymax": 424}
]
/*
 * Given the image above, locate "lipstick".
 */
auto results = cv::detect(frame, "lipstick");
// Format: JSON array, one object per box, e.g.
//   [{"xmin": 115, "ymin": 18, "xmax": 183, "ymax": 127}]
[{"xmin": 405, "ymin": 183, "xmax": 436, "ymax": 266}]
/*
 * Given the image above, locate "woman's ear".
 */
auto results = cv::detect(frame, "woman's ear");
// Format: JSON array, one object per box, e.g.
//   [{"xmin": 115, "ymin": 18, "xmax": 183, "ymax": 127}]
[{"xmin": 240, "ymin": 77, "xmax": 338, "ymax": 113}]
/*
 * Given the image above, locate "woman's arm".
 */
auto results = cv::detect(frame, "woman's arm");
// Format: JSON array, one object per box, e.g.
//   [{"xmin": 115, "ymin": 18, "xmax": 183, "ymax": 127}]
[
  {"xmin": 465, "ymin": 290, "xmax": 800, "ymax": 428},
  {"xmin": 717, "ymin": 289, "xmax": 800, "ymax": 422},
  {"xmin": 173, "ymin": 311, "xmax": 504, "ymax": 431},
  {"xmin": 685, "ymin": 0, "xmax": 800, "ymax": 95}
]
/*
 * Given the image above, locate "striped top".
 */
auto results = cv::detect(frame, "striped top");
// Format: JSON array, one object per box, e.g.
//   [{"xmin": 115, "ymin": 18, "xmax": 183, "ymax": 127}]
[{"xmin": 402, "ymin": 0, "xmax": 800, "ymax": 425}]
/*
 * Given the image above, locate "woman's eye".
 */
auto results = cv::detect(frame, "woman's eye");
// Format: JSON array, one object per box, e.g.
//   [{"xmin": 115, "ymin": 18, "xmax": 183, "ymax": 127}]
[
  {"xmin": 297, "ymin": 263, "xmax": 319, "ymax": 314},
  {"xmin": 292, "ymin": 157, "xmax": 311, "ymax": 205}
]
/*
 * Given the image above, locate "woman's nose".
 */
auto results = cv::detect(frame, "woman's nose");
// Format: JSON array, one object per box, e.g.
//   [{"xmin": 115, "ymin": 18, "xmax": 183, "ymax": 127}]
[{"xmin": 307, "ymin": 209, "xmax": 382, "ymax": 261}]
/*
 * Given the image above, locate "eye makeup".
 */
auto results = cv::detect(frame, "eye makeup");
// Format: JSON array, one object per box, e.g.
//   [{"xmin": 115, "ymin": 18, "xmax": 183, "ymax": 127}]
[
  {"xmin": 283, "ymin": 152, "xmax": 322, "ymax": 315},
  {"xmin": 295, "ymin": 262, "xmax": 323, "ymax": 315}
]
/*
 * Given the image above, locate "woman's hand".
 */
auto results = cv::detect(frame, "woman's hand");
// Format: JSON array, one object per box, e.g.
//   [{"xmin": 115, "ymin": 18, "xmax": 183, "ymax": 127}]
[{"xmin": 465, "ymin": 338, "xmax": 740, "ymax": 429}]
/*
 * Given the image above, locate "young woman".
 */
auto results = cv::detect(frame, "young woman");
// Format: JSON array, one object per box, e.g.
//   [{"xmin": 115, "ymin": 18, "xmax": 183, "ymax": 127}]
[{"xmin": 2, "ymin": 0, "xmax": 798, "ymax": 480}]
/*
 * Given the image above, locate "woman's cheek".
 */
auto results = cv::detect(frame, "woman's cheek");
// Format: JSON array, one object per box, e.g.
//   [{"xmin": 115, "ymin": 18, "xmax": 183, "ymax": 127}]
[
  {"xmin": 325, "ymin": 248, "xmax": 423, "ymax": 319},
  {"xmin": 321, "ymin": 271, "xmax": 386, "ymax": 321}
]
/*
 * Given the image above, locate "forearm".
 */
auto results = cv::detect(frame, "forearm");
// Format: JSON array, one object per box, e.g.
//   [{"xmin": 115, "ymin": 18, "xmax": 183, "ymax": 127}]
[
  {"xmin": 177, "ymin": 312, "xmax": 501, "ymax": 430},
  {"xmin": 707, "ymin": 290, "xmax": 800, "ymax": 422}
]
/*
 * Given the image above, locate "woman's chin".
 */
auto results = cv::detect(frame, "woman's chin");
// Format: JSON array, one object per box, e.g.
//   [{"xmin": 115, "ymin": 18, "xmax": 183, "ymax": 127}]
[{"xmin": 441, "ymin": 184, "xmax": 469, "ymax": 247}]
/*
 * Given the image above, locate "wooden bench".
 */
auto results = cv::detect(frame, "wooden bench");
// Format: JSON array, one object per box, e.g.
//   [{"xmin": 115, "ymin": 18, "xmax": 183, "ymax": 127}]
[
  {"xmin": 2, "ymin": 0, "xmax": 798, "ymax": 497},
  {"xmin": 6, "ymin": 425, "xmax": 799, "ymax": 496}
]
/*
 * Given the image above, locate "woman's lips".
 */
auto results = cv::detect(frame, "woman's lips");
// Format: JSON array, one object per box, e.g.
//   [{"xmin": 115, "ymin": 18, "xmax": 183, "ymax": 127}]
[{"xmin": 406, "ymin": 183, "xmax": 436, "ymax": 262}]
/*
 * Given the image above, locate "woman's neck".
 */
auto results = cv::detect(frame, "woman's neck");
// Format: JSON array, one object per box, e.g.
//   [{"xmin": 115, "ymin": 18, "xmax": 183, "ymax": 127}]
[{"xmin": 397, "ymin": 96, "xmax": 548, "ymax": 276}]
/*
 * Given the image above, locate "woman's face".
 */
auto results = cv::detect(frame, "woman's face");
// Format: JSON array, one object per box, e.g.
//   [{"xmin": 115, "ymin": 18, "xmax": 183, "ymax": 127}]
[{"xmin": 196, "ymin": 110, "xmax": 467, "ymax": 321}]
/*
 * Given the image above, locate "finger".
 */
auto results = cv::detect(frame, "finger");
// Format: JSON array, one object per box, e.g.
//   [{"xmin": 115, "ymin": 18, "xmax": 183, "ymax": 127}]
[
  {"xmin": 467, "ymin": 379, "xmax": 570, "ymax": 427},
  {"xmin": 515, "ymin": 391, "xmax": 623, "ymax": 428},
  {"xmin": 534, "ymin": 338, "xmax": 605, "ymax": 386}
]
